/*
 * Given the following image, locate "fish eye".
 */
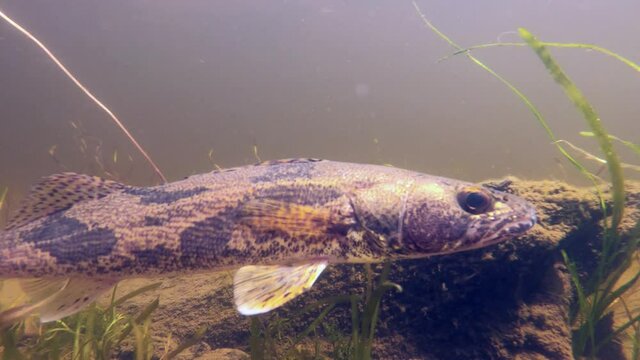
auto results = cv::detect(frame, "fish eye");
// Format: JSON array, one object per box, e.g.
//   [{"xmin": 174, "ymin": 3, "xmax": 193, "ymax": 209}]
[{"xmin": 457, "ymin": 188, "xmax": 493, "ymax": 214}]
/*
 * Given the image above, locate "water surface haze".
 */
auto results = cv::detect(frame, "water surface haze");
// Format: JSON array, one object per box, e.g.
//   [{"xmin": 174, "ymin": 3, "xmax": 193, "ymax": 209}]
[{"xmin": 0, "ymin": 0, "xmax": 638, "ymax": 219}]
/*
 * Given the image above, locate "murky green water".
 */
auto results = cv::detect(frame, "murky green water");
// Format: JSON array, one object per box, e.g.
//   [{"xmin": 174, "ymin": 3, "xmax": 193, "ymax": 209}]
[
  {"xmin": 0, "ymin": 1, "xmax": 638, "ymax": 358},
  {"xmin": 1, "ymin": 1, "xmax": 638, "ymax": 202}
]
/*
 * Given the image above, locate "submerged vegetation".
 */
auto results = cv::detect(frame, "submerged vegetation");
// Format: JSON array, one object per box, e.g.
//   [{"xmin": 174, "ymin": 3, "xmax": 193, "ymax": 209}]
[
  {"xmin": 246, "ymin": 263, "xmax": 401, "ymax": 360},
  {"xmin": 0, "ymin": 2, "xmax": 639, "ymax": 359},
  {"xmin": 413, "ymin": 1, "xmax": 640, "ymax": 357},
  {"xmin": 0, "ymin": 188, "xmax": 7, "ymax": 214},
  {"xmin": 0, "ymin": 282, "xmax": 202, "ymax": 359},
  {"xmin": 519, "ymin": 29, "xmax": 639, "ymax": 358},
  {"xmin": 0, "ymin": 7, "xmax": 403, "ymax": 358}
]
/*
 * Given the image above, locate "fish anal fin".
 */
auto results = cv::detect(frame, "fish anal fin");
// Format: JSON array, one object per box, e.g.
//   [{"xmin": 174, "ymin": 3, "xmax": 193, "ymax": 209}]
[
  {"xmin": 0, "ymin": 277, "xmax": 117, "ymax": 327},
  {"xmin": 240, "ymin": 199, "xmax": 351, "ymax": 237},
  {"xmin": 6, "ymin": 173, "xmax": 127, "ymax": 230},
  {"xmin": 0, "ymin": 279, "xmax": 68, "ymax": 327},
  {"xmin": 19, "ymin": 278, "xmax": 69, "ymax": 303},
  {"xmin": 233, "ymin": 261, "xmax": 327, "ymax": 315},
  {"xmin": 36, "ymin": 278, "xmax": 117, "ymax": 322}
]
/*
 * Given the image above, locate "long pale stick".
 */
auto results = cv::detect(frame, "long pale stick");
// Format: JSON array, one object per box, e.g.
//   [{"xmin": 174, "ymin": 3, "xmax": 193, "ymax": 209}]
[{"xmin": 0, "ymin": 7, "xmax": 167, "ymax": 183}]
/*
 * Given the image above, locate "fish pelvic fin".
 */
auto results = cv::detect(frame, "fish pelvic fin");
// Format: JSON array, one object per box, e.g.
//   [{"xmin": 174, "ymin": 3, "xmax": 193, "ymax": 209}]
[
  {"xmin": 233, "ymin": 261, "xmax": 328, "ymax": 315},
  {"xmin": 6, "ymin": 173, "xmax": 127, "ymax": 230}
]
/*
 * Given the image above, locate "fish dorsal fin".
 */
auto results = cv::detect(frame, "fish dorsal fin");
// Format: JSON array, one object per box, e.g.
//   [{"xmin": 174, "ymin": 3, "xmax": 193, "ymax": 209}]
[
  {"xmin": 255, "ymin": 158, "xmax": 324, "ymax": 166},
  {"xmin": 239, "ymin": 199, "xmax": 352, "ymax": 238},
  {"xmin": 0, "ymin": 278, "xmax": 117, "ymax": 326},
  {"xmin": 233, "ymin": 261, "xmax": 328, "ymax": 315},
  {"xmin": 6, "ymin": 173, "xmax": 126, "ymax": 230}
]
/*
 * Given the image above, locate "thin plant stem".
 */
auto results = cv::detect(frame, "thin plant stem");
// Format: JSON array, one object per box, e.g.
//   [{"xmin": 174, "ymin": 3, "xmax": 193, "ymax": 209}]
[
  {"xmin": 411, "ymin": 1, "xmax": 605, "ymax": 209},
  {"xmin": 0, "ymin": 7, "xmax": 167, "ymax": 183},
  {"xmin": 555, "ymin": 140, "xmax": 640, "ymax": 173},
  {"xmin": 441, "ymin": 42, "xmax": 640, "ymax": 73},
  {"xmin": 518, "ymin": 28, "xmax": 625, "ymax": 230}
]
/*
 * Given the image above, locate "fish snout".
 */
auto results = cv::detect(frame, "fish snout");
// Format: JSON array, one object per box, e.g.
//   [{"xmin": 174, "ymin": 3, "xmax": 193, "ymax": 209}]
[{"xmin": 475, "ymin": 196, "xmax": 537, "ymax": 247}]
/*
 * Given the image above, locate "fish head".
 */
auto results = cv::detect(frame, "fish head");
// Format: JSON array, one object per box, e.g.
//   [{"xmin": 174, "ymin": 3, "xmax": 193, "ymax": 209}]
[{"xmin": 400, "ymin": 177, "xmax": 537, "ymax": 255}]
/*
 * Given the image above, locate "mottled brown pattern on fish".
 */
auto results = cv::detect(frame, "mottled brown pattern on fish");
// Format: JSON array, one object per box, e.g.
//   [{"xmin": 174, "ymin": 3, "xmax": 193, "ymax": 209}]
[
  {"xmin": 0, "ymin": 159, "xmax": 537, "ymax": 279},
  {"xmin": 0, "ymin": 160, "xmax": 372, "ymax": 276}
]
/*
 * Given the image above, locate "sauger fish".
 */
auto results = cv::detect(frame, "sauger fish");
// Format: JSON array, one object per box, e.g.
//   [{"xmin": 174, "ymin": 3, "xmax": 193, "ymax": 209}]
[{"xmin": 0, "ymin": 158, "xmax": 536, "ymax": 323}]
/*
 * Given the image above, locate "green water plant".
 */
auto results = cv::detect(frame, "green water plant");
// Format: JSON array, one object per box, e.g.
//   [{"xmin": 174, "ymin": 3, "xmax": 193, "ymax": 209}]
[
  {"xmin": 518, "ymin": 28, "xmax": 637, "ymax": 357},
  {"xmin": 554, "ymin": 140, "xmax": 640, "ymax": 175},
  {"xmin": 295, "ymin": 263, "xmax": 400, "ymax": 360},
  {"xmin": 0, "ymin": 282, "xmax": 158, "ymax": 359},
  {"xmin": 0, "ymin": 187, "xmax": 7, "ymax": 226},
  {"xmin": 0, "ymin": 188, "xmax": 7, "ymax": 212},
  {"xmin": 411, "ymin": 2, "xmax": 640, "ymax": 358},
  {"xmin": 350, "ymin": 263, "xmax": 402, "ymax": 360},
  {"xmin": 579, "ymin": 132, "xmax": 640, "ymax": 162},
  {"xmin": 439, "ymin": 41, "xmax": 640, "ymax": 73},
  {"xmin": 248, "ymin": 263, "xmax": 401, "ymax": 360},
  {"xmin": 296, "ymin": 263, "xmax": 401, "ymax": 360},
  {"xmin": 0, "ymin": 281, "xmax": 203, "ymax": 359}
]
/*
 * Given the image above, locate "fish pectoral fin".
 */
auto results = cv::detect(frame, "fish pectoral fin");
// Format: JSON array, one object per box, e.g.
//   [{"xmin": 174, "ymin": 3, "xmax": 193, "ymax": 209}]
[
  {"xmin": 5, "ymin": 173, "xmax": 127, "ymax": 230},
  {"xmin": 239, "ymin": 199, "xmax": 348, "ymax": 237},
  {"xmin": 233, "ymin": 261, "xmax": 328, "ymax": 315},
  {"xmin": 0, "ymin": 278, "xmax": 118, "ymax": 326}
]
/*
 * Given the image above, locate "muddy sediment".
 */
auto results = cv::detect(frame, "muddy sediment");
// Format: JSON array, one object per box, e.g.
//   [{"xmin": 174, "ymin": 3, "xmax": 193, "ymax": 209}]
[{"xmin": 115, "ymin": 179, "xmax": 640, "ymax": 359}]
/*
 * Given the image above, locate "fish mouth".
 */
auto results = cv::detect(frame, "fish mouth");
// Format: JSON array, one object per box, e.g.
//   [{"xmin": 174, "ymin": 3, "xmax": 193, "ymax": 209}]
[
  {"xmin": 442, "ymin": 207, "xmax": 536, "ymax": 254},
  {"xmin": 477, "ymin": 207, "xmax": 537, "ymax": 246}
]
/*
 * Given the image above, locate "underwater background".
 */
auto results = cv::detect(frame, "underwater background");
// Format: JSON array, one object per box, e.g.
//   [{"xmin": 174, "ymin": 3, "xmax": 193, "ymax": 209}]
[
  {"xmin": 0, "ymin": 0, "xmax": 638, "ymax": 198},
  {"xmin": 0, "ymin": 1, "xmax": 639, "ymax": 359}
]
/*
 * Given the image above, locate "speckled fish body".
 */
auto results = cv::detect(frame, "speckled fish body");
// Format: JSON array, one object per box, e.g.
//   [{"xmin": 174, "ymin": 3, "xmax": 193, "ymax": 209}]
[
  {"xmin": 0, "ymin": 159, "xmax": 537, "ymax": 322},
  {"xmin": 0, "ymin": 159, "xmax": 536, "ymax": 279}
]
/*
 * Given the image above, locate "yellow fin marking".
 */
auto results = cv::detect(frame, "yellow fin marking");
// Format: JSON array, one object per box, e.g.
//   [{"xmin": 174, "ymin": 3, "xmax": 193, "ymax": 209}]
[
  {"xmin": 233, "ymin": 261, "xmax": 328, "ymax": 315},
  {"xmin": 240, "ymin": 199, "xmax": 339, "ymax": 237}
]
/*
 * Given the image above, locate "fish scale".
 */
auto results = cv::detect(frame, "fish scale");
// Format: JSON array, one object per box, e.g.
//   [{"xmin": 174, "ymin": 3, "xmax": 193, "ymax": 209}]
[{"xmin": 0, "ymin": 158, "xmax": 536, "ymax": 323}]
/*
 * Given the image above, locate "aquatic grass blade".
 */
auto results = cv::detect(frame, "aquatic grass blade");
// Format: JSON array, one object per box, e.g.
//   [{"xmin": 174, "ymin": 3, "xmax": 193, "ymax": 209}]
[
  {"xmin": 411, "ymin": 1, "xmax": 605, "ymax": 204},
  {"xmin": 160, "ymin": 326, "xmax": 206, "ymax": 360},
  {"xmin": 563, "ymin": 251, "xmax": 592, "ymax": 353},
  {"xmin": 353, "ymin": 262, "xmax": 401, "ymax": 360},
  {"xmin": 286, "ymin": 302, "xmax": 339, "ymax": 357},
  {"xmin": 580, "ymin": 132, "xmax": 640, "ymax": 158},
  {"xmin": 0, "ymin": 187, "xmax": 7, "ymax": 212},
  {"xmin": 554, "ymin": 140, "xmax": 640, "ymax": 174},
  {"xmin": 410, "ymin": 3, "xmax": 636, "ymax": 357},
  {"xmin": 518, "ymin": 28, "xmax": 625, "ymax": 230},
  {"xmin": 444, "ymin": 41, "xmax": 640, "ymax": 73},
  {"xmin": 249, "ymin": 317, "xmax": 265, "ymax": 360},
  {"xmin": 0, "ymin": 324, "xmax": 25, "ymax": 360},
  {"xmin": 116, "ymin": 297, "xmax": 159, "ymax": 346},
  {"xmin": 112, "ymin": 282, "xmax": 162, "ymax": 308},
  {"xmin": 517, "ymin": 27, "xmax": 634, "ymax": 358}
]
